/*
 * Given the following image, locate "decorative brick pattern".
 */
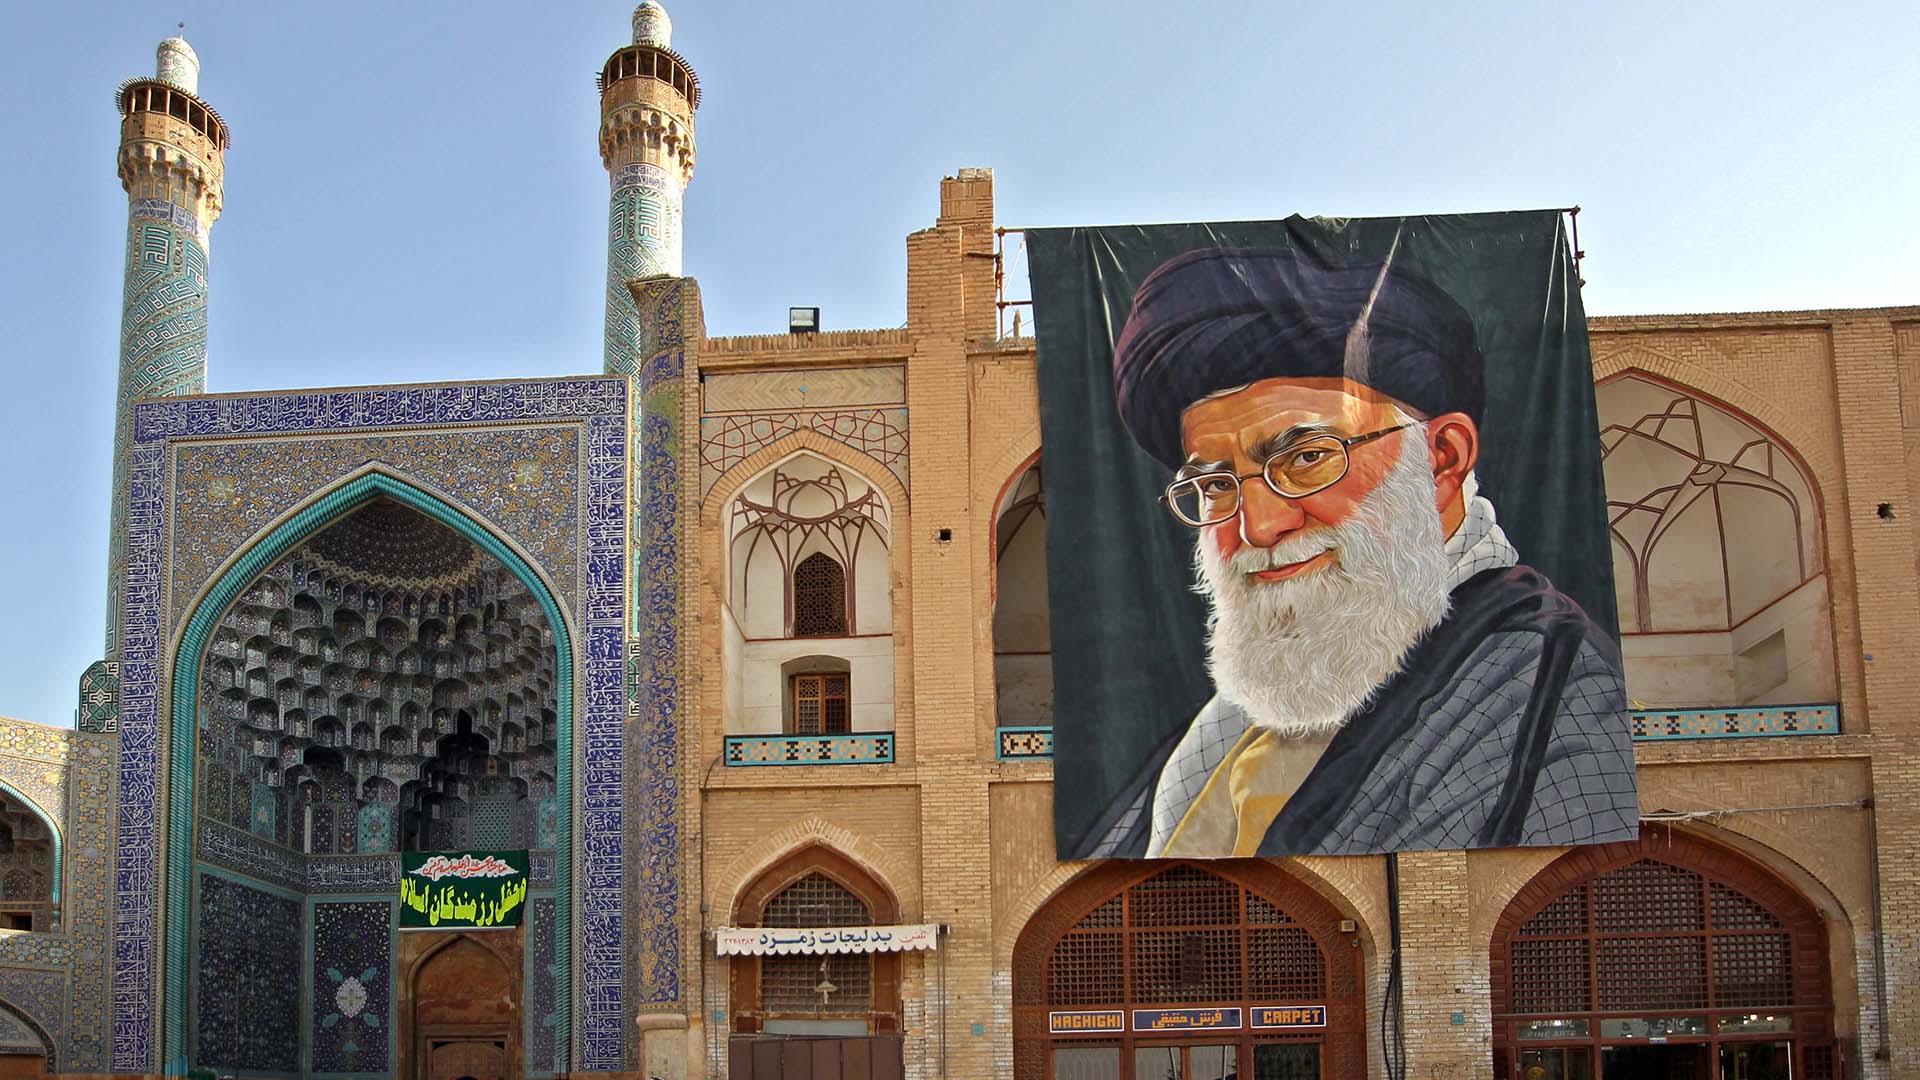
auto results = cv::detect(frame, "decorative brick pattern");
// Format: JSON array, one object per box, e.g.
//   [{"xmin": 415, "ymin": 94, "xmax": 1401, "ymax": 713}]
[{"xmin": 699, "ymin": 408, "xmax": 909, "ymax": 495}]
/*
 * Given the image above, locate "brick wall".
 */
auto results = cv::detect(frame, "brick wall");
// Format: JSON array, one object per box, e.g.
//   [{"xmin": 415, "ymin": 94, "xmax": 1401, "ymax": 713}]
[{"xmin": 682, "ymin": 174, "xmax": 1920, "ymax": 1079}]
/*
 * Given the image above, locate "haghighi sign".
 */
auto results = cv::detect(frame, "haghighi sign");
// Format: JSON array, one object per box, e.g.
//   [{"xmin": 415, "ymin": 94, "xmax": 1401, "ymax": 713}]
[
  {"xmin": 399, "ymin": 850, "xmax": 530, "ymax": 930},
  {"xmin": 1048, "ymin": 1011, "xmax": 1125, "ymax": 1035}
]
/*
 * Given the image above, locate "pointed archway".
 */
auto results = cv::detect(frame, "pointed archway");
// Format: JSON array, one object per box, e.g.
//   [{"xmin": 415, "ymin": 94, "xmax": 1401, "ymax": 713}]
[
  {"xmin": 1490, "ymin": 827, "xmax": 1837, "ymax": 1078},
  {"xmin": 164, "ymin": 470, "xmax": 575, "ymax": 1072}
]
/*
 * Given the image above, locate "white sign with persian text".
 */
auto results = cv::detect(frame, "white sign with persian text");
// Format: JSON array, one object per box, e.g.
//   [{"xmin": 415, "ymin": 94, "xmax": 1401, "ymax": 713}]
[{"xmin": 712, "ymin": 923, "xmax": 941, "ymax": 956}]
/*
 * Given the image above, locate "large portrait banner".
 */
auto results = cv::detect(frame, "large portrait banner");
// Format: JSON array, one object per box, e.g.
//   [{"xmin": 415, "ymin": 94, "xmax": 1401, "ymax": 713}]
[{"xmin": 1028, "ymin": 213, "xmax": 1637, "ymax": 860}]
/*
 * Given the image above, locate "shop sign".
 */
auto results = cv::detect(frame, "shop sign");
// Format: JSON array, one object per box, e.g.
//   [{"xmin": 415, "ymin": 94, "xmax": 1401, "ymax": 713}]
[
  {"xmin": 1048, "ymin": 1010, "xmax": 1125, "ymax": 1034},
  {"xmin": 712, "ymin": 923, "xmax": 941, "ymax": 955},
  {"xmin": 399, "ymin": 850, "xmax": 529, "ymax": 930},
  {"xmin": 1252, "ymin": 1005, "xmax": 1327, "ymax": 1029},
  {"xmin": 1132, "ymin": 1008, "xmax": 1242, "ymax": 1032}
]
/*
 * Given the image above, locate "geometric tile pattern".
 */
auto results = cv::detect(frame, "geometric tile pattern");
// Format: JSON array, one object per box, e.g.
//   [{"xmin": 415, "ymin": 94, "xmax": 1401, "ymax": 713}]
[
  {"xmin": 1629, "ymin": 704, "xmax": 1841, "ymax": 740},
  {"xmin": 115, "ymin": 378, "xmax": 632, "ymax": 1072},
  {"xmin": 62, "ymin": 732, "xmax": 114, "ymax": 1072},
  {"xmin": 0, "ymin": 967, "xmax": 63, "ymax": 1069},
  {"xmin": 628, "ymin": 277, "xmax": 685, "ymax": 1031},
  {"xmin": 996, "ymin": 726, "xmax": 1056, "ymax": 761},
  {"xmin": 195, "ymin": 873, "xmax": 301, "ymax": 1073},
  {"xmin": 528, "ymin": 896, "xmax": 560, "ymax": 1078},
  {"xmin": 310, "ymin": 901, "xmax": 392, "ymax": 1075},
  {"xmin": 0, "ymin": 1003, "xmax": 45, "ymax": 1054},
  {"xmin": 604, "ymin": 162, "xmax": 683, "ymax": 377},
  {"xmin": 0, "ymin": 719, "xmax": 111, "ymax": 1072},
  {"xmin": 699, "ymin": 408, "xmax": 909, "ymax": 495},
  {"xmin": 723, "ymin": 733, "xmax": 896, "ymax": 766},
  {"xmin": 107, "ymin": 206, "xmax": 209, "ymax": 660},
  {"xmin": 993, "ymin": 705, "xmax": 1845, "ymax": 761},
  {"xmin": 77, "ymin": 659, "xmax": 120, "ymax": 733}
]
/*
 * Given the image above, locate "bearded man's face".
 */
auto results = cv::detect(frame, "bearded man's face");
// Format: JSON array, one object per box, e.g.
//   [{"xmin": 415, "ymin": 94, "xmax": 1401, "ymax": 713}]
[{"xmin": 1178, "ymin": 378, "xmax": 1455, "ymax": 736}]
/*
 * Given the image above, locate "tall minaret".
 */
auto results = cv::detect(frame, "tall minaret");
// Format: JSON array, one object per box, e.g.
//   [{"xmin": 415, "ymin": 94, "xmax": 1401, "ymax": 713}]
[
  {"xmin": 105, "ymin": 35, "xmax": 228, "ymax": 656},
  {"xmin": 599, "ymin": 1, "xmax": 698, "ymax": 375}
]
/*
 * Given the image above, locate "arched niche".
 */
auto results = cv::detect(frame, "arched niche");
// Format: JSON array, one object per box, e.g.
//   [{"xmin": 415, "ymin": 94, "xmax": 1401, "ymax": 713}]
[
  {"xmin": 400, "ymin": 932, "xmax": 522, "ymax": 1080},
  {"xmin": 722, "ymin": 452, "xmax": 895, "ymax": 735},
  {"xmin": 1010, "ymin": 860, "xmax": 1367, "ymax": 1080},
  {"xmin": 992, "ymin": 455, "xmax": 1051, "ymax": 728},
  {"xmin": 193, "ymin": 496, "xmax": 560, "ymax": 858},
  {"xmin": 1490, "ymin": 827, "xmax": 1836, "ymax": 1079},
  {"xmin": 0, "ymin": 786, "xmax": 59, "ymax": 933},
  {"xmin": 1597, "ymin": 373, "xmax": 1835, "ymax": 707},
  {"xmin": 0, "ymin": 997, "xmax": 54, "ymax": 1075},
  {"xmin": 727, "ymin": 844, "xmax": 903, "ymax": 1037},
  {"xmin": 165, "ymin": 471, "xmax": 575, "ymax": 1071}
]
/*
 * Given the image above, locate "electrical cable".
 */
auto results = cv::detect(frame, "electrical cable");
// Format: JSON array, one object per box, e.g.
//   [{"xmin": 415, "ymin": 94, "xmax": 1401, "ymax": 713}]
[{"xmin": 1382, "ymin": 853, "xmax": 1405, "ymax": 1080}]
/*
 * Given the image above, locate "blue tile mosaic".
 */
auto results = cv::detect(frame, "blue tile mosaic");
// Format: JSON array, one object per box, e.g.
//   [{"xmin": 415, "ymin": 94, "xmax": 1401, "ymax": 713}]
[
  {"xmin": 195, "ymin": 873, "xmax": 301, "ymax": 1072},
  {"xmin": 310, "ymin": 901, "xmax": 392, "ymax": 1075},
  {"xmin": 114, "ymin": 378, "xmax": 636, "ymax": 1072}
]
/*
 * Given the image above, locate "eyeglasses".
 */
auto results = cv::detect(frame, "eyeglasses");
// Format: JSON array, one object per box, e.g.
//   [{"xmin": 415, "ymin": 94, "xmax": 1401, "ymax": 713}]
[{"xmin": 1161, "ymin": 423, "xmax": 1417, "ymax": 527}]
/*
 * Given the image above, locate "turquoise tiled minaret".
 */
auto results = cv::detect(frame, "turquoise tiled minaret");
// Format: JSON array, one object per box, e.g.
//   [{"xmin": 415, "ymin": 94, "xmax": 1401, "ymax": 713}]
[
  {"xmin": 106, "ymin": 36, "xmax": 228, "ymax": 657},
  {"xmin": 598, "ymin": 1, "xmax": 698, "ymax": 375}
]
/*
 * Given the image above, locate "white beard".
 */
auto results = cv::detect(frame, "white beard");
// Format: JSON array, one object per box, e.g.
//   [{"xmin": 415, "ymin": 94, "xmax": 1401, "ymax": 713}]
[{"xmin": 1195, "ymin": 431, "xmax": 1453, "ymax": 738}]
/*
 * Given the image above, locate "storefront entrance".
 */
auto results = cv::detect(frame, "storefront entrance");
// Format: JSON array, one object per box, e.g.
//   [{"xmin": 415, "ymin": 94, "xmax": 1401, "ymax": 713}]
[
  {"xmin": 1014, "ymin": 862, "xmax": 1365, "ymax": 1079},
  {"xmin": 1517, "ymin": 1039, "xmax": 1795, "ymax": 1079},
  {"xmin": 1491, "ymin": 830, "xmax": 1837, "ymax": 1080}
]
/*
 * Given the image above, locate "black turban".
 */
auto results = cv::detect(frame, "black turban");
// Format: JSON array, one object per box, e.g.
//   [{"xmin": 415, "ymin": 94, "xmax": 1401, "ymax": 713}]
[{"xmin": 1111, "ymin": 246, "xmax": 1484, "ymax": 469}]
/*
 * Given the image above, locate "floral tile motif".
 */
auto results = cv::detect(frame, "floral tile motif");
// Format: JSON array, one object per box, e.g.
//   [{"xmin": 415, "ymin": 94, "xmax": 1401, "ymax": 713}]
[
  {"xmin": 117, "ymin": 378, "xmax": 633, "ymax": 1072},
  {"xmin": 527, "ymin": 896, "xmax": 560, "ymax": 1077},
  {"xmin": 311, "ymin": 901, "xmax": 392, "ymax": 1074},
  {"xmin": 195, "ymin": 874, "xmax": 301, "ymax": 1072},
  {"xmin": 169, "ymin": 426, "xmax": 583, "ymax": 633}
]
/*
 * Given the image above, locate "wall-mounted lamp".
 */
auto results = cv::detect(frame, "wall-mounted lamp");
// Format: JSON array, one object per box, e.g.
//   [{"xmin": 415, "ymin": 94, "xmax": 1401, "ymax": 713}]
[{"xmin": 788, "ymin": 306, "xmax": 820, "ymax": 334}]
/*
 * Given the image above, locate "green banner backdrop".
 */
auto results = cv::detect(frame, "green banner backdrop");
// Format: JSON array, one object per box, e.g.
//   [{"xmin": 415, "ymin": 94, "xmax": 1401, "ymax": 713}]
[
  {"xmin": 399, "ymin": 850, "xmax": 530, "ymax": 930},
  {"xmin": 1029, "ymin": 213, "xmax": 1635, "ymax": 861}
]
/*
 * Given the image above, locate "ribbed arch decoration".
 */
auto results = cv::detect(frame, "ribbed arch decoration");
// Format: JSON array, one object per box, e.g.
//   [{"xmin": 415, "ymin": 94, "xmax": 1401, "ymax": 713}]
[
  {"xmin": 164, "ymin": 471, "xmax": 575, "ymax": 1070},
  {"xmin": 1490, "ymin": 828, "xmax": 1835, "ymax": 1079},
  {"xmin": 1011, "ymin": 860, "xmax": 1365, "ymax": 1079}
]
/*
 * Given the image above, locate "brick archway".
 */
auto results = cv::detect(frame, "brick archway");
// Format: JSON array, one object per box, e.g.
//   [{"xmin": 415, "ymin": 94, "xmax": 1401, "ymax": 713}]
[
  {"xmin": 1011, "ymin": 859, "xmax": 1366, "ymax": 1080},
  {"xmin": 728, "ymin": 843, "xmax": 904, "ymax": 1036},
  {"xmin": 1490, "ymin": 827, "xmax": 1836, "ymax": 1079}
]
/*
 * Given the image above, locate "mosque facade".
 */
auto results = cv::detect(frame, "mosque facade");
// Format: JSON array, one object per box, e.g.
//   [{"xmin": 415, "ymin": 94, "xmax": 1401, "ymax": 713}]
[{"xmin": 2, "ymin": 5, "xmax": 1919, "ymax": 1080}]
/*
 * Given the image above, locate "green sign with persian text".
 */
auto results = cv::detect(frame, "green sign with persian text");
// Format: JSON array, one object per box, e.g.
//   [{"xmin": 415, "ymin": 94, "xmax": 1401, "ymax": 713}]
[{"xmin": 399, "ymin": 850, "xmax": 530, "ymax": 930}]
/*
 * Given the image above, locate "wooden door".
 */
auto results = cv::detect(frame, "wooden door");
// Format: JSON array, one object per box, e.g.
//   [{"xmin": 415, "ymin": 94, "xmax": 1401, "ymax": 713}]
[{"xmin": 426, "ymin": 1037, "xmax": 506, "ymax": 1080}]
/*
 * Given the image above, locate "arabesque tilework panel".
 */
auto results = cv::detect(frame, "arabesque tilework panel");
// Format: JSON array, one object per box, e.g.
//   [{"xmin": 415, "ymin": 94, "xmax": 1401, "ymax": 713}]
[{"xmin": 114, "ymin": 378, "xmax": 635, "ymax": 1072}]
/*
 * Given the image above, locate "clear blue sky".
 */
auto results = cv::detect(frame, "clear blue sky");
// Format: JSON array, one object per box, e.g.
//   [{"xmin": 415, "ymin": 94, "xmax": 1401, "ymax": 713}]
[{"xmin": 1, "ymin": 2, "xmax": 1914, "ymax": 726}]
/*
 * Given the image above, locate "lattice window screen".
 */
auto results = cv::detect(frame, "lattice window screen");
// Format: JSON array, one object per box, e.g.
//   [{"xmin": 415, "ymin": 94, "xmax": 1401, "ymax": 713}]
[
  {"xmin": 790, "ymin": 673, "xmax": 850, "ymax": 735},
  {"xmin": 1508, "ymin": 859, "xmax": 1801, "ymax": 1015},
  {"xmin": 761, "ymin": 873, "xmax": 874, "ymax": 1016},
  {"xmin": 792, "ymin": 553, "xmax": 848, "ymax": 637},
  {"xmin": 1046, "ymin": 865, "xmax": 1327, "ymax": 1010}
]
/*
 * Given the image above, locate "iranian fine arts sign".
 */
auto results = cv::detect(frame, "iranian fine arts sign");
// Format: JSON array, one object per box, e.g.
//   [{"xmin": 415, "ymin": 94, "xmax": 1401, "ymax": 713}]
[{"xmin": 399, "ymin": 850, "xmax": 530, "ymax": 930}]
